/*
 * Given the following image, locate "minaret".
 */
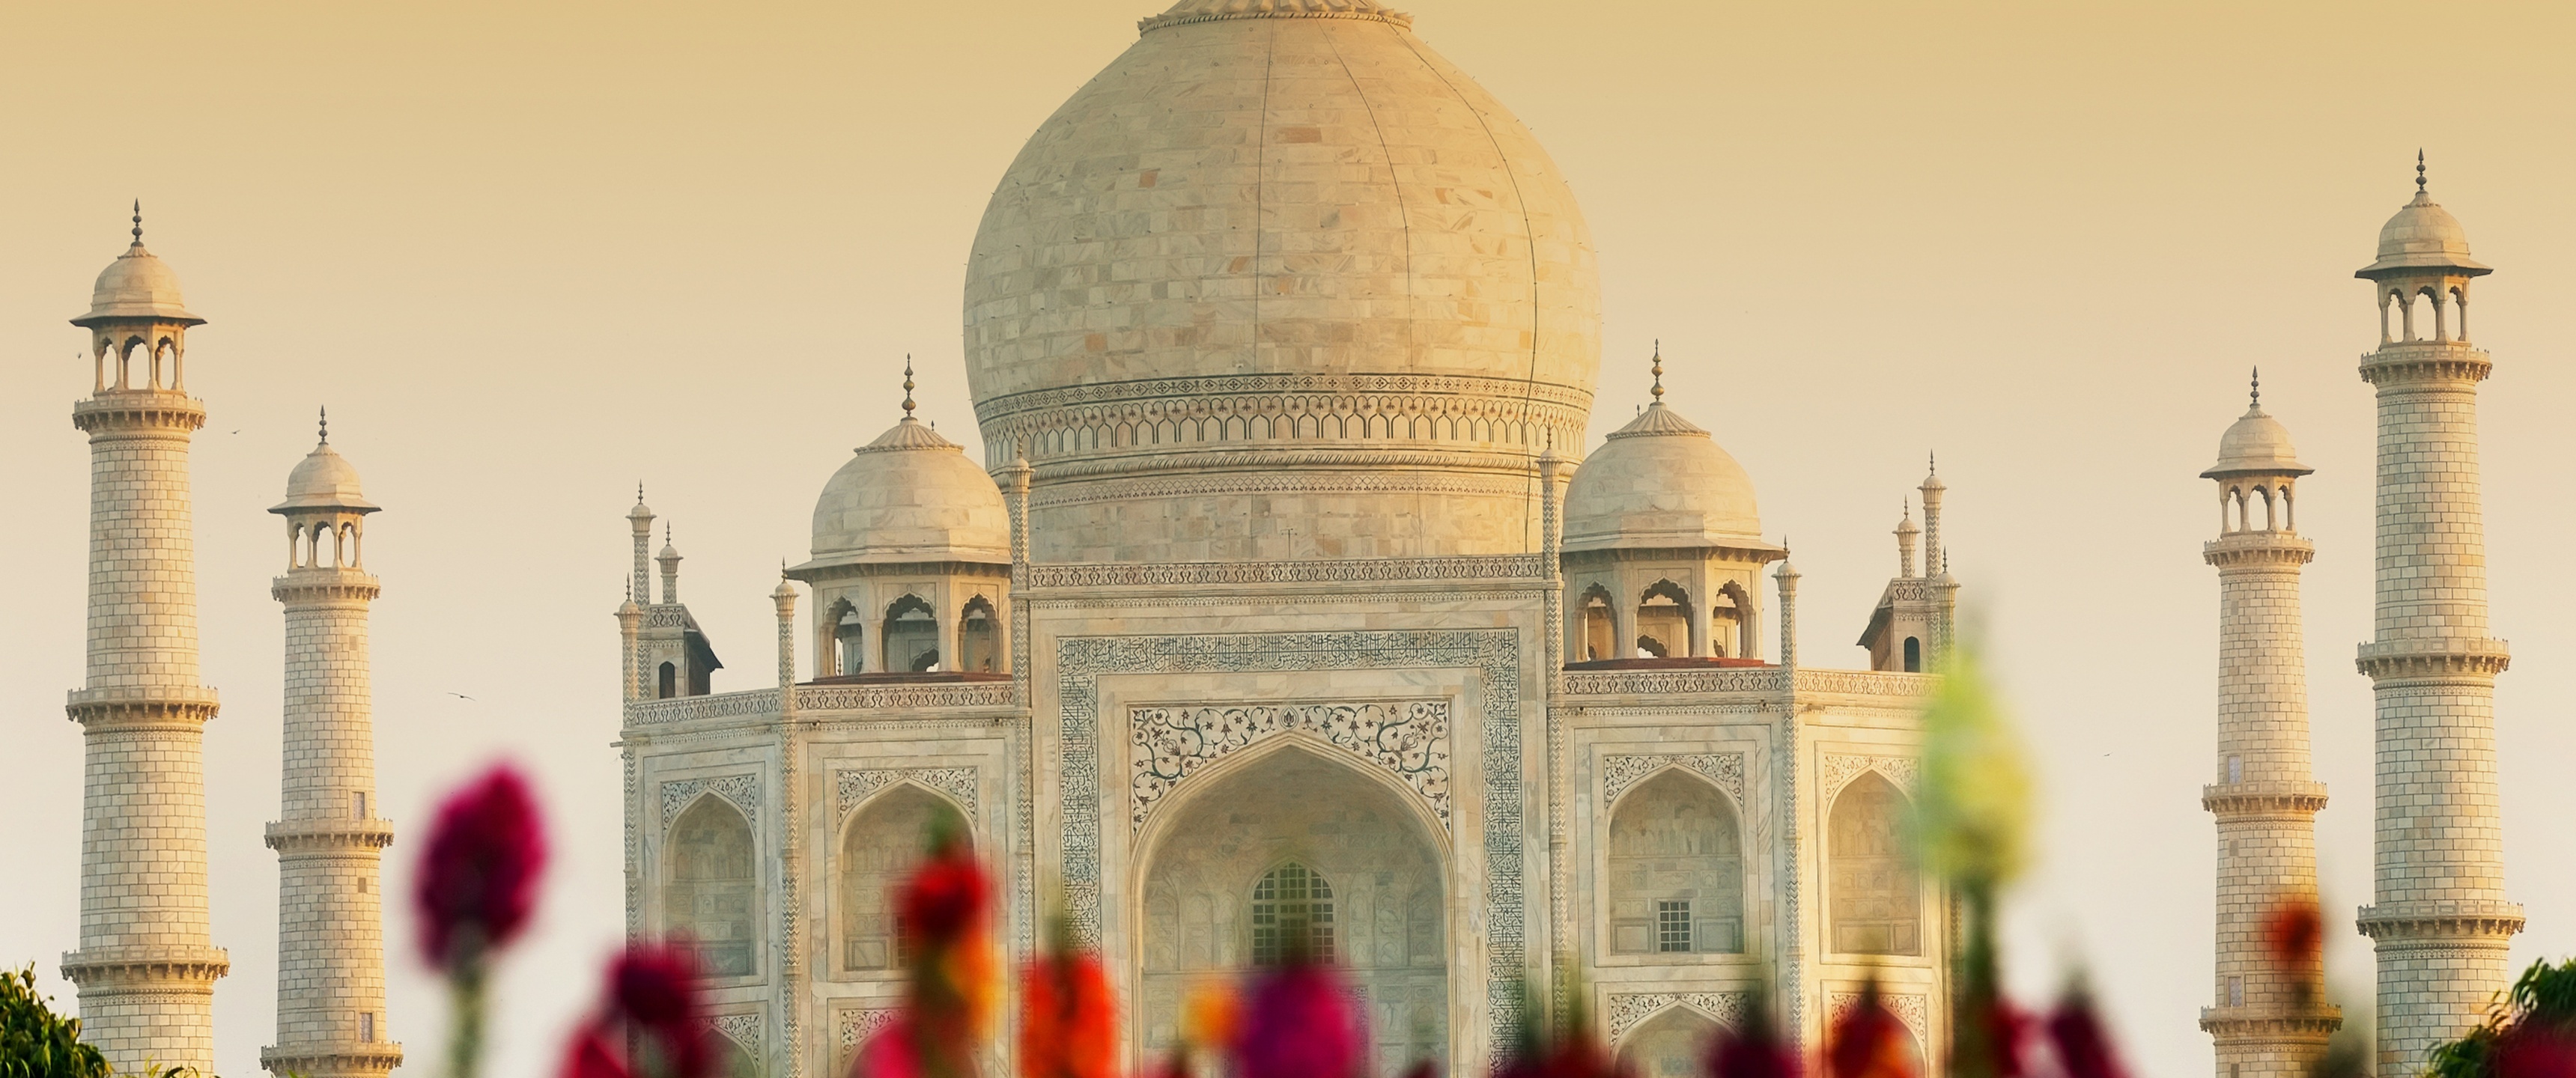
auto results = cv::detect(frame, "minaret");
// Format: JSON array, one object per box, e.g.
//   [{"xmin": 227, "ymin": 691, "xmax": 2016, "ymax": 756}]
[
  {"xmin": 263, "ymin": 412, "xmax": 402, "ymax": 1078},
  {"xmin": 2197, "ymin": 374, "xmax": 2338, "ymax": 1077},
  {"xmin": 60, "ymin": 207, "xmax": 230, "ymax": 1074},
  {"xmin": 2351, "ymin": 158, "xmax": 2521, "ymax": 1074}
]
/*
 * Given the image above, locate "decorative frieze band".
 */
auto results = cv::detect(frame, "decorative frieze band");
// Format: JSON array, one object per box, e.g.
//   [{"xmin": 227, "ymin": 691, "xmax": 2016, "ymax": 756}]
[
  {"xmin": 1827, "ymin": 991, "xmax": 1929, "ymax": 1044},
  {"xmin": 1605, "ymin": 991, "xmax": 1750, "ymax": 1043},
  {"xmin": 797, "ymin": 683, "xmax": 1017, "ymax": 712},
  {"xmin": 836, "ymin": 767, "xmax": 979, "ymax": 820},
  {"xmin": 1600, "ymin": 753, "xmax": 1746, "ymax": 809},
  {"xmin": 1820, "ymin": 754, "xmax": 1919, "ymax": 800},
  {"xmin": 660, "ymin": 774, "xmax": 760, "ymax": 828},
  {"xmin": 1029, "ymin": 555, "xmax": 1546, "ymax": 591},
  {"xmin": 1130, "ymin": 701, "xmax": 1450, "ymax": 832}
]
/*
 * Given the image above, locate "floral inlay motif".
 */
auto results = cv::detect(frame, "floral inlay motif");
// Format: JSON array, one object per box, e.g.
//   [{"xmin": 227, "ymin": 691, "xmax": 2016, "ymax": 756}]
[{"xmin": 1128, "ymin": 701, "xmax": 1450, "ymax": 832}]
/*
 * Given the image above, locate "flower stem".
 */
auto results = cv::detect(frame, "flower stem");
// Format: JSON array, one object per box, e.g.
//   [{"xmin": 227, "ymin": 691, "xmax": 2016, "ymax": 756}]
[{"xmin": 447, "ymin": 957, "xmax": 488, "ymax": 1078}]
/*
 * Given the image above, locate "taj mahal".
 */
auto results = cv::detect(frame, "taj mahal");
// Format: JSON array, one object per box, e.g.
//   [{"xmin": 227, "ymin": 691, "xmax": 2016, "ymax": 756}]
[{"xmin": 40, "ymin": 2, "xmax": 2533, "ymax": 1078}]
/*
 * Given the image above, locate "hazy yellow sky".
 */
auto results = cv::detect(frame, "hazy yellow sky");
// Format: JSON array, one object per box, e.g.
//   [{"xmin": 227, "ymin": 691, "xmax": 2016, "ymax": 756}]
[{"xmin": 4, "ymin": 3, "xmax": 2573, "ymax": 1077}]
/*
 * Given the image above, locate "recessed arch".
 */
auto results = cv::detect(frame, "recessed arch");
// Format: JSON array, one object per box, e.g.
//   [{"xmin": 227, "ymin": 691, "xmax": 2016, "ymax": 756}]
[
  {"xmin": 828, "ymin": 599, "xmax": 864, "ymax": 676},
  {"xmin": 836, "ymin": 783, "xmax": 970, "ymax": 972},
  {"xmin": 1605, "ymin": 769, "xmax": 1745, "ymax": 955},
  {"xmin": 958, "ymin": 596, "xmax": 999, "ymax": 674},
  {"xmin": 1636, "ymin": 579, "xmax": 1689, "ymax": 659},
  {"xmin": 882, "ymin": 594, "xmax": 938, "ymax": 672},
  {"xmin": 1615, "ymin": 1005, "xmax": 1726, "ymax": 1078},
  {"xmin": 1131, "ymin": 743, "xmax": 1448, "ymax": 1073},
  {"xmin": 1579, "ymin": 585, "xmax": 1617, "ymax": 663},
  {"xmin": 663, "ymin": 794, "xmax": 759, "ymax": 977},
  {"xmin": 1827, "ymin": 772, "xmax": 1919, "ymax": 955}
]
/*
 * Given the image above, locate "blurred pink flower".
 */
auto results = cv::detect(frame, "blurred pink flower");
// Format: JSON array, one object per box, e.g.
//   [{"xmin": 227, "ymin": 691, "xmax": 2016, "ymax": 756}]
[
  {"xmin": 416, "ymin": 765, "xmax": 547, "ymax": 971},
  {"xmin": 556, "ymin": 943, "xmax": 714, "ymax": 1078},
  {"xmin": 1230, "ymin": 960, "xmax": 1364, "ymax": 1078},
  {"xmin": 2044, "ymin": 991, "xmax": 2130, "ymax": 1078}
]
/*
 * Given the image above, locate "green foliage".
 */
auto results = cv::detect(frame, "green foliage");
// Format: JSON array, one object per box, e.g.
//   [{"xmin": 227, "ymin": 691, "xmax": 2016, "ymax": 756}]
[
  {"xmin": 2425, "ymin": 956, "xmax": 2576, "ymax": 1078},
  {"xmin": 1915, "ymin": 642, "xmax": 2032, "ymax": 892},
  {"xmin": 1, "ymin": 965, "xmax": 109, "ymax": 1078}
]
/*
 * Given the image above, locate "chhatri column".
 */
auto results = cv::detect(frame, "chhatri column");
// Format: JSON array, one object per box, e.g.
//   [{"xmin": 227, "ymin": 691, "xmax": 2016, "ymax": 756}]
[
  {"xmin": 2351, "ymin": 161, "xmax": 2521, "ymax": 1075},
  {"xmin": 60, "ymin": 210, "xmax": 230, "ymax": 1075},
  {"xmin": 262, "ymin": 415, "xmax": 402, "ymax": 1078},
  {"xmin": 2197, "ymin": 377, "xmax": 2338, "ymax": 1077}
]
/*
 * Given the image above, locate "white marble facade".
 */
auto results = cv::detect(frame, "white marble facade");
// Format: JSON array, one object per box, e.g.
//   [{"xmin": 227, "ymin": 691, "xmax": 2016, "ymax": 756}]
[{"xmin": 617, "ymin": 2, "xmax": 1949, "ymax": 1077}]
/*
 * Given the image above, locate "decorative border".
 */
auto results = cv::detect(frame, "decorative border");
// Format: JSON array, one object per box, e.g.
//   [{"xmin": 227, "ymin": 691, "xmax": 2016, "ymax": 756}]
[
  {"xmin": 1605, "ymin": 991, "xmax": 1750, "ymax": 1043},
  {"xmin": 835, "ymin": 767, "xmax": 980, "ymax": 820},
  {"xmin": 1827, "ymin": 991, "xmax": 1930, "ymax": 1044},
  {"xmin": 1129, "ymin": 701, "xmax": 1450, "ymax": 832},
  {"xmin": 799, "ymin": 683, "xmax": 1018, "ymax": 712},
  {"xmin": 833, "ymin": 1007, "xmax": 900, "ymax": 1062},
  {"xmin": 629, "ymin": 688, "xmax": 782, "ymax": 726},
  {"xmin": 1055, "ymin": 629, "xmax": 1525, "ymax": 1056},
  {"xmin": 1600, "ymin": 753, "xmax": 1746, "ymax": 809},
  {"xmin": 1820, "ymin": 755, "xmax": 1919, "ymax": 800},
  {"xmin": 660, "ymin": 774, "xmax": 760, "ymax": 828},
  {"xmin": 701, "ymin": 1012, "xmax": 764, "ymax": 1053},
  {"xmin": 1564, "ymin": 668, "xmax": 1784, "ymax": 696},
  {"xmin": 1029, "ymin": 555, "xmax": 1545, "ymax": 590}
]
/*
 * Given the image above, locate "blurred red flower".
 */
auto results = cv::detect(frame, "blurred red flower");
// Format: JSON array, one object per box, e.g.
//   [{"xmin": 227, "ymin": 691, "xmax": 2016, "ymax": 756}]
[
  {"xmin": 2493, "ymin": 1026, "xmax": 2576, "ymax": 1078},
  {"xmin": 1708, "ymin": 998, "xmax": 1800, "ymax": 1078},
  {"xmin": 1826, "ymin": 987, "xmax": 1917, "ymax": 1078},
  {"xmin": 2045, "ymin": 990, "xmax": 2131, "ymax": 1078},
  {"xmin": 2264, "ymin": 900, "xmax": 2324, "ymax": 966},
  {"xmin": 1019, "ymin": 945, "xmax": 1117, "ymax": 1078},
  {"xmin": 559, "ymin": 943, "xmax": 714, "ymax": 1078},
  {"xmin": 416, "ymin": 765, "xmax": 547, "ymax": 971}
]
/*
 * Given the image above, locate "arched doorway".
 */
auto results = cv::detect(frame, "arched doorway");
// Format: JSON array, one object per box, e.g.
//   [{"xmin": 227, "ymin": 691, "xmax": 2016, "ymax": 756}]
[
  {"xmin": 663, "ymin": 796, "xmax": 759, "ymax": 977},
  {"xmin": 1828, "ymin": 772, "xmax": 1919, "ymax": 955},
  {"xmin": 1606, "ymin": 770, "xmax": 1745, "ymax": 955},
  {"xmin": 838, "ymin": 785, "xmax": 970, "ymax": 972},
  {"xmin": 1615, "ymin": 1007, "xmax": 1725, "ymax": 1078},
  {"xmin": 1134, "ymin": 746, "xmax": 1448, "ymax": 1076}
]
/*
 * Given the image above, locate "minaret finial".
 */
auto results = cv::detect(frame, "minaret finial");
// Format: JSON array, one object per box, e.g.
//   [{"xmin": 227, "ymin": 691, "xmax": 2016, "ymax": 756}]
[
  {"xmin": 637, "ymin": 481, "xmax": 645, "ymax": 503},
  {"xmin": 2250, "ymin": 367, "xmax": 2261, "ymax": 409},
  {"xmin": 902, "ymin": 356, "xmax": 917, "ymax": 418},
  {"xmin": 2416, "ymin": 149, "xmax": 2428, "ymax": 194},
  {"xmin": 1928, "ymin": 450, "xmax": 1937, "ymax": 475},
  {"xmin": 318, "ymin": 406, "xmax": 329, "ymax": 445},
  {"xmin": 1649, "ymin": 340, "xmax": 1665, "ymax": 402},
  {"xmin": 131, "ymin": 200, "xmax": 143, "ymax": 245}
]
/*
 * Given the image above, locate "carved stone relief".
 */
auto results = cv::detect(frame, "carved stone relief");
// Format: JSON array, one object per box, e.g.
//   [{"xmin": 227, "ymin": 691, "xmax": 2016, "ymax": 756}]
[
  {"xmin": 1605, "ymin": 992, "xmax": 1749, "ymax": 1043},
  {"xmin": 1600, "ymin": 753, "xmax": 1746, "ymax": 809},
  {"xmin": 1826, "ymin": 991, "xmax": 1930, "ymax": 1044},
  {"xmin": 835, "ymin": 767, "xmax": 979, "ymax": 820},
  {"xmin": 1129, "ymin": 701, "xmax": 1450, "ymax": 832},
  {"xmin": 660, "ymin": 774, "xmax": 760, "ymax": 829},
  {"xmin": 1820, "ymin": 755, "xmax": 1920, "ymax": 800}
]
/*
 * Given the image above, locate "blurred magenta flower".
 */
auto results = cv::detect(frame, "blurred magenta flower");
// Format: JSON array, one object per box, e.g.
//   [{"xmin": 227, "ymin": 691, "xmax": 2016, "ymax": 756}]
[
  {"xmin": 1230, "ymin": 958, "xmax": 1364, "ymax": 1078},
  {"xmin": 416, "ymin": 764, "xmax": 547, "ymax": 970},
  {"xmin": 559, "ymin": 942, "xmax": 714, "ymax": 1078},
  {"xmin": 2044, "ymin": 989, "xmax": 2130, "ymax": 1078},
  {"xmin": 1708, "ymin": 988, "xmax": 1800, "ymax": 1078},
  {"xmin": 2492, "ymin": 1026, "xmax": 2576, "ymax": 1078}
]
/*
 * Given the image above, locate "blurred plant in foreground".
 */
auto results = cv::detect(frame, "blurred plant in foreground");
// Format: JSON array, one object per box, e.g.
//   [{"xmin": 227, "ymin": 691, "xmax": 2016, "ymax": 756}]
[
  {"xmin": 1227, "ymin": 930, "xmax": 1366, "ymax": 1078},
  {"xmin": 1019, "ymin": 919, "xmax": 1116, "ymax": 1078},
  {"xmin": 415, "ymin": 764, "xmax": 547, "ymax": 1078},
  {"xmin": 562, "ymin": 943, "xmax": 716, "ymax": 1078},
  {"xmin": 1496, "ymin": 981, "xmax": 1618, "ymax": 1078},
  {"xmin": 2427, "ymin": 957, "xmax": 2576, "ymax": 1078},
  {"xmin": 1707, "ymin": 983, "xmax": 1799, "ymax": 1078},
  {"xmin": 854, "ymin": 821, "xmax": 996, "ymax": 1078}
]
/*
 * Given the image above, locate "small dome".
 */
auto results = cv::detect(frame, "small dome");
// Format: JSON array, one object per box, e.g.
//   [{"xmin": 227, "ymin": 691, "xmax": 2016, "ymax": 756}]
[
  {"xmin": 1140, "ymin": 0, "xmax": 1411, "ymax": 31},
  {"xmin": 271, "ymin": 442, "xmax": 378, "ymax": 514},
  {"xmin": 2202, "ymin": 404, "xmax": 2311, "ymax": 478},
  {"xmin": 2358, "ymin": 189, "xmax": 2490, "ymax": 278},
  {"xmin": 806, "ymin": 417, "xmax": 1010, "ymax": 566},
  {"xmin": 1562, "ymin": 403, "xmax": 1767, "ymax": 552},
  {"xmin": 73, "ymin": 242, "xmax": 203, "ymax": 326}
]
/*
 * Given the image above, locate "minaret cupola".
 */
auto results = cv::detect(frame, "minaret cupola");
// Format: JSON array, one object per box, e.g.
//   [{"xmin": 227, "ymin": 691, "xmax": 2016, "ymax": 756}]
[
  {"xmin": 271, "ymin": 409, "xmax": 380, "ymax": 570},
  {"xmin": 2359, "ymin": 153, "xmax": 2491, "ymax": 346},
  {"xmin": 2202, "ymin": 371, "xmax": 2312, "ymax": 536},
  {"xmin": 75, "ymin": 203, "xmax": 205, "ymax": 396}
]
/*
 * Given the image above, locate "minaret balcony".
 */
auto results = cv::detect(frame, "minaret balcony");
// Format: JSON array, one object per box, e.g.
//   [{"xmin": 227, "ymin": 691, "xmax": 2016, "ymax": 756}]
[
  {"xmin": 2200, "ymin": 780, "xmax": 2327, "ymax": 817},
  {"xmin": 2359, "ymin": 340, "xmax": 2491, "ymax": 385},
  {"xmin": 2355, "ymin": 899, "xmax": 2524, "ymax": 940},
  {"xmin": 2354, "ymin": 637, "xmax": 2510, "ymax": 679},
  {"xmin": 264, "ymin": 818, "xmax": 398, "ymax": 853},
  {"xmin": 71, "ymin": 389, "xmax": 206, "ymax": 433},
  {"xmin": 2196, "ymin": 1004, "xmax": 2343, "ymax": 1040}
]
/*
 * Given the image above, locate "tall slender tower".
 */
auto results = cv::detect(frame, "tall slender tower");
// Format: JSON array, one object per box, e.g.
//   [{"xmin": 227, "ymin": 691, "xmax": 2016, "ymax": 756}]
[
  {"xmin": 2199, "ymin": 376, "xmax": 2339, "ymax": 1077},
  {"xmin": 2352, "ymin": 160, "xmax": 2522, "ymax": 1074},
  {"xmin": 60, "ymin": 210, "xmax": 229, "ymax": 1074},
  {"xmin": 261, "ymin": 414, "xmax": 402, "ymax": 1078}
]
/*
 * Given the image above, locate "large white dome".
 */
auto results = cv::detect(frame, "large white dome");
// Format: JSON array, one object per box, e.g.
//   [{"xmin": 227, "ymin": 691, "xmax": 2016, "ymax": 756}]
[{"xmin": 962, "ymin": 0, "xmax": 1600, "ymax": 563}]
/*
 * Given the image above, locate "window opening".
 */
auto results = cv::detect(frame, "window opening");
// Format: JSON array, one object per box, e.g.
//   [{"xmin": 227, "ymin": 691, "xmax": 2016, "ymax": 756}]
[
  {"xmin": 835, "ymin": 606, "xmax": 865, "ymax": 675},
  {"xmin": 1251, "ymin": 862, "xmax": 1334, "ymax": 966},
  {"xmin": 1656, "ymin": 901, "xmax": 1692, "ymax": 953}
]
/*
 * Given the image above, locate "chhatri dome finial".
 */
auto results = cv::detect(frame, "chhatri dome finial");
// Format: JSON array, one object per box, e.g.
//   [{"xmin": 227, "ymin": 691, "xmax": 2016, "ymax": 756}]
[
  {"xmin": 318, "ymin": 406, "xmax": 329, "ymax": 444},
  {"xmin": 2417, "ymin": 149, "xmax": 2428, "ymax": 195},
  {"xmin": 1650, "ymin": 341, "xmax": 1664, "ymax": 402},
  {"xmin": 902, "ymin": 356, "xmax": 917, "ymax": 418},
  {"xmin": 131, "ymin": 200, "xmax": 144, "ymax": 246},
  {"xmin": 2250, "ymin": 367, "xmax": 2262, "ymax": 411}
]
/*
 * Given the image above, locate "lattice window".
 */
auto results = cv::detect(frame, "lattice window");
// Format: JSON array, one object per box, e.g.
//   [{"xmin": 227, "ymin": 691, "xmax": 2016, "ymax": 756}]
[
  {"xmin": 1251, "ymin": 862, "xmax": 1334, "ymax": 966},
  {"xmin": 1656, "ymin": 901, "xmax": 1692, "ymax": 953}
]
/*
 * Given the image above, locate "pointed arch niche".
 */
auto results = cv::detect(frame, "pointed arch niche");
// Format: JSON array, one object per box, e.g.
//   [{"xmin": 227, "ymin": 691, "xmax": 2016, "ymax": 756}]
[
  {"xmin": 1827, "ymin": 771, "xmax": 1920, "ymax": 955},
  {"xmin": 837, "ymin": 784, "xmax": 970, "ymax": 973},
  {"xmin": 1133, "ymin": 744, "xmax": 1449, "ymax": 1077},
  {"xmin": 663, "ymin": 795, "xmax": 760, "ymax": 978},
  {"xmin": 1614, "ymin": 1006, "xmax": 1725, "ymax": 1078},
  {"xmin": 1605, "ymin": 769, "xmax": 1745, "ymax": 955}
]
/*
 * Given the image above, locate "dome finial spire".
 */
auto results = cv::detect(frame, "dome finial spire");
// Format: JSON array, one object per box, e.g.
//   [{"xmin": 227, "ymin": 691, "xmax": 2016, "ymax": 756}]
[
  {"xmin": 2250, "ymin": 367, "xmax": 2262, "ymax": 410},
  {"xmin": 1649, "ymin": 340, "xmax": 1664, "ymax": 402},
  {"xmin": 131, "ymin": 200, "xmax": 143, "ymax": 246},
  {"xmin": 2417, "ymin": 149, "xmax": 2428, "ymax": 194},
  {"xmin": 902, "ymin": 356, "xmax": 917, "ymax": 418},
  {"xmin": 318, "ymin": 406, "xmax": 329, "ymax": 445}
]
